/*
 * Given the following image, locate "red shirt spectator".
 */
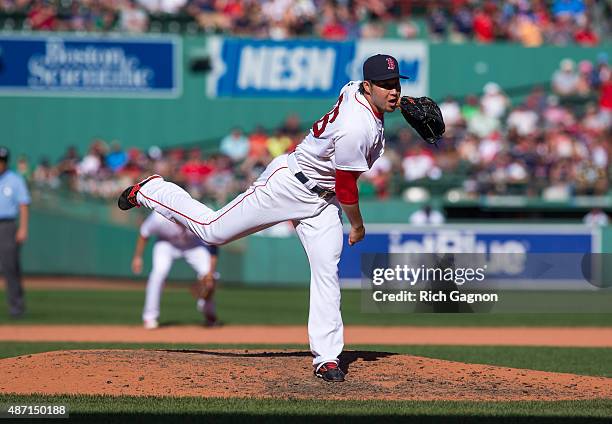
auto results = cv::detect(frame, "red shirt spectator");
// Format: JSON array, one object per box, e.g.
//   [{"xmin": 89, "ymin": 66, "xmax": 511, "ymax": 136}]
[
  {"xmin": 473, "ymin": 10, "xmax": 494, "ymax": 42},
  {"xmin": 27, "ymin": 0, "xmax": 58, "ymax": 31},
  {"xmin": 320, "ymin": 16, "xmax": 348, "ymax": 40},
  {"xmin": 600, "ymin": 76, "xmax": 612, "ymax": 111},
  {"xmin": 575, "ymin": 26, "xmax": 599, "ymax": 46},
  {"xmin": 180, "ymin": 149, "xmax": 214, "ymax": 185}
]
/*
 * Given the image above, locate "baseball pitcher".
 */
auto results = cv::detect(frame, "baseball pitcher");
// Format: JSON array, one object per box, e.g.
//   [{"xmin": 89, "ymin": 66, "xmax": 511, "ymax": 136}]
[{"xmin": 118, "ymin": 54, "xmax": 444, "ymax": 381}]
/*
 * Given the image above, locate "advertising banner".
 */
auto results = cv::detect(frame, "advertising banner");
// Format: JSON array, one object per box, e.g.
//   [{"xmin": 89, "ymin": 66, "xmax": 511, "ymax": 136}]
[
  {"xmin": 206, "ymin": 37, "xmax": 428, "ymax": 98},
  {"xmin": 339, "ymin": 225, "xmax": 599, "ymax": 289},
  {"xmin": 0, "ymin": 34, "xmax": 181, "ymax": 97}
]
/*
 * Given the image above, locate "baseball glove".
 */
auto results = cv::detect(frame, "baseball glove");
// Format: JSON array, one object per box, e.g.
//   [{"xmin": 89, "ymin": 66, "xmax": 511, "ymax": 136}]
[
  {"xmin": 399, "ymin": 96, "xmax": 445, "ymax": 145},
  {"xmin": 190, "ymin": 273, "xmax": 216, "ymax": 301}
]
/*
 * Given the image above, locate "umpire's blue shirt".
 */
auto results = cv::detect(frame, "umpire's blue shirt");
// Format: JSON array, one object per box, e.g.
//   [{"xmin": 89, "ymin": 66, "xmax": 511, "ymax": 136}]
[{"xmin": 0, "ymin": 170, "xmax": 30, "ymax": 219}]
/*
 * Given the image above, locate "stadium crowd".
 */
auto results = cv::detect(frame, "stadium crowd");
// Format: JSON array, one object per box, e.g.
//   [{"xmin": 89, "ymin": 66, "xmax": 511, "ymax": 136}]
[
  {"xmin": 0, "ymin": 0, "xmax": 609, "ymax": 44},
  {"xmin": 18, "ymin": 56, "xmax": 612, "ymax": 204}
]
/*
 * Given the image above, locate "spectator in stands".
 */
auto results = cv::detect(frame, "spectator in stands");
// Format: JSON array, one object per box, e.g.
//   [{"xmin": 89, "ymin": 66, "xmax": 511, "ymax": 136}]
[
  {"xmin": 583, "ymin": 208, "xmax": 609, "ymax": 226},
  {"xmin": 461, "ymin": 94, "xmax": 480, "ymax": 121},
  {"xmin": 318, "ymin": 3, "xmax": 348, "ymax": 40},
  {"xmin": 552, "ymin": 0, "xmax": 586, "ymax": 20},
  {"xmin": 427, "ymin": 5, "xmax": 448, "ymax": 42},
  {"xmin": 512, "ymin": 14, "xmax": 544, "ymax": 47},
  {"xmin": 32, "ymin": 158, "xmax": 60, "ymax": 189},
  {"xmin": 137, "ymin": 0, "xmax": 188, "ymax": 14},
  {"xmin": 180, "ymin": 147, "xmax": 212, "ymax": 197},
  {"xmin": 279, "ymin": 114, "xmax": 304, "ymax": 146},
  {"xmin": 186, "ymin": 0, "xmax": 231, "ymax": 33},
  {"xmin": 402, "ymin": 145, "xmax": 439, "ymax": 181},
  {"xmin": 552, "ymin": 58, "xmax": 580, "ymax": 97},
  {"xmin": 205, "ymin": 154, "xmax": 237, "ymax": 204},
  {"xmin": 467, "ymin": 104, "xmax": 500, "ymax": 138},
  {"xmin": 472, "ymin": 6, "xmax": 495, "ymax": 43},
  {"xmin": 78, "ymin": 140, "xmax": 105, "ymax": 177},
  {"xmin": 481, "ymin": 82, "xmax": 510, "ymax": 120},
  {"xmin": 574, "ymin": 19, "xmax": 599, "ymax": 45},
  {"xmin": 266, "ymin": 128, "xmax": 292, "ymax": 158},
  {"xmin": 506, "ymin": 103, "xmax": 539, "ymax": 136},
  {"xmin": 118, "ymin": 0, "xmax": 148, "ymax": 32},
  {"xmin": 27, "ymin": 0, "xmax": 58, "ymax": 31},
  {"xmin": 219, "ymin": 127, "xmax": 249, "ymax": 163},
  {"xmin": 410, "ymin": 204, "xmax": 445, "ymax": 226},
  {"xmin": 106, "ymin": 141, "xmax": 128, "ymax": 173},
  {"xmin": 247, "ymin": 125, "xmax": 270, "ymax": 160},
  {"xmin": 575, "ymin": 60, "xmax": 595, "ymax": 96},
  {"xmin": 450, "ymin": 4, "xmax": 473, "ymax": 42},
  {"xmin": 542, "ymin": 95, "xmax": 574, "ymax": 128},
  {"xmin": 598, "ymin": 68, "xmax": 612, "ymax": 125},
  {"xmin": 16, "ymin": 155, "xmax": 31, "ymax": 181},
  {"xmin": 439, "ymin": 96, "xmax": 463, "ymax": 128}
]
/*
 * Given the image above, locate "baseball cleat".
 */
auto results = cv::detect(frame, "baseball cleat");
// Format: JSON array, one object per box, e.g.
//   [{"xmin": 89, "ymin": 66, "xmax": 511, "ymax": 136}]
[
  {"xmin": 314, "ymin": 362, "xmax": 345, "ymax": 382},
  {"xmin": 143, "ymin": 319, "xmax": 159, "ymax": 330},
  {"xmin": 117, "ymin": 175, "xmax": 161, "ymax": 210}
]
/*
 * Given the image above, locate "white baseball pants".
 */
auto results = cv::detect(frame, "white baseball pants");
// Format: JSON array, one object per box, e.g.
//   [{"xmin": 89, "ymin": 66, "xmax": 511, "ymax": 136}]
[
  {"xmin": 137, "ymin": 154, "xmax": 344, "ymax": 366},
  {"xmin": 142, "ymin": 241, "xmax": 212, "ymax": 322}
]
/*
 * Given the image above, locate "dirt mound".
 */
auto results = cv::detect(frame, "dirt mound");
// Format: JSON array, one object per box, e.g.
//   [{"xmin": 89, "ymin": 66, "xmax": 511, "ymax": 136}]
[{"xmin": 1, "ymin": 349, "xmax": 611, "ymax": 401}]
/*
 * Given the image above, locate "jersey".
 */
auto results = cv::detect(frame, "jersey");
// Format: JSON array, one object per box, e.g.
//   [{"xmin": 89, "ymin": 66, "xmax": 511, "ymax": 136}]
[
  {"xmin": 140, "ymin": 212, "xmax": 218, "ymax": 253},
  {"xmin": 294, "ymin": 81, "xmax": 386, "ymax": 190}
]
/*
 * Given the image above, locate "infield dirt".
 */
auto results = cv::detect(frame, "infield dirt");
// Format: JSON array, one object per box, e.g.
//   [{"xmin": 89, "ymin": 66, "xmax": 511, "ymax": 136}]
[{"xmin": 1, "ymin": 349, "xmax": 611, "ymax": 401}]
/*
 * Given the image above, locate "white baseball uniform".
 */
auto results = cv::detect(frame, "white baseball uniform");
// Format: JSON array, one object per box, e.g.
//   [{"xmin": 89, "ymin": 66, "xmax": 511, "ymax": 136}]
[
  {"xmin": 140, "ymin": 212, "xmax": 218, "ymax": 323},
  {"xmin": 136, "ymin": 81, "xmax": 385, "ymax": 367}
]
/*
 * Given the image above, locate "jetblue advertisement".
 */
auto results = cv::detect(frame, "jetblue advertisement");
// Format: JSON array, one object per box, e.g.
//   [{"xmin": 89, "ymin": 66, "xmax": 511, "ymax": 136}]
[
  {"xmin": 206, "ymin": 37, "xmax": 428, "ymax": 98},
  {"xmin": 0, "ymin": 34, "xmax": 181, "ymax": 97},
  {"xmin": 340, "ymin": 225, "xmax": 599, "ymax": 288}
]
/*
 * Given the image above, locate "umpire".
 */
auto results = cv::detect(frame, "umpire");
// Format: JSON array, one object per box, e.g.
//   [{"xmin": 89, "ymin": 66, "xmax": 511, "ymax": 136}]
[{"xmin": 0, "ymin": 146, "xmax": 30, "ymax": 318}]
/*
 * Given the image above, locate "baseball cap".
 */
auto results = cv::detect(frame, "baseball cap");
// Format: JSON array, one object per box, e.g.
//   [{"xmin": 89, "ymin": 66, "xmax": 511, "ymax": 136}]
[
  {"xmin": 363, "ymin": 54, "xmax": 409, "ymax": 81},
  {"xmin": 0, "ymin": 146, "xmax": 9, "ymax": 162}
]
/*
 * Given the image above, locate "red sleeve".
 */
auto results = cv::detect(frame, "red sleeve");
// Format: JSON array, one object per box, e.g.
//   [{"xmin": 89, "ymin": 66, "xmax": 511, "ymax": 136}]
[{"xmin": 336, "ymin": 169, "xmax": 362, "ymax": 205}]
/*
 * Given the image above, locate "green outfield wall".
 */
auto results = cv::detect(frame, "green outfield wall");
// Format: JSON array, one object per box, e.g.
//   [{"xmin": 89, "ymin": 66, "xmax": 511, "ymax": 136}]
[
  {"xmin": 1, "ymin": 36, "xmax": 609, "ymax": 162},
  {"xmin": 21, "ymin": 202, "xmax": 612, "ymax": 286},
  {"xmin": 21, "ymin": 197, "xmax": 421, "ymax": 284}
]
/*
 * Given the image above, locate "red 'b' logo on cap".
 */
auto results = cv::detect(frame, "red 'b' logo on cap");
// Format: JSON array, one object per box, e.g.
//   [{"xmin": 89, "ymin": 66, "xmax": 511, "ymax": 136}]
[{"xmin": 386, "ymin": 57, "xmax": 395, "ymax": 70}]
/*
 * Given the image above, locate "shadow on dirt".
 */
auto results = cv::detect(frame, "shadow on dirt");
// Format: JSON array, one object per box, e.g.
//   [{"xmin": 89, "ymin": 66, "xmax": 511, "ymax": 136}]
[{"xmin": 156, "ymin": 349, "xmax": 397, "ymax": 375}]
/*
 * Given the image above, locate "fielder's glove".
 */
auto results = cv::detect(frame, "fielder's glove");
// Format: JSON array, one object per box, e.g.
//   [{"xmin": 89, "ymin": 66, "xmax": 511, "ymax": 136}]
[
  {"xmin": 190, "ymin": 272, "xmax": 219, "ymax": 301},
  {"xmin": 399, "ymin": 96, "xmax": 445, "ymax": 145}
]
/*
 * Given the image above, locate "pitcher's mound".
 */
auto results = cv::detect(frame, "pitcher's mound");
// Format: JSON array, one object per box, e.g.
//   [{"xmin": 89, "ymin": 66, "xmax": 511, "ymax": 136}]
[{"xmin": 1, "ymin": 349, "xmax": 611, "ymax": 401}]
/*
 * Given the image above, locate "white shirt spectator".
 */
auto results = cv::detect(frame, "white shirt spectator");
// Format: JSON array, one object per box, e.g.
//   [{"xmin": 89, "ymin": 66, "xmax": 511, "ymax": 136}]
[
  {"xmin": 119, "ymin": 1, "xmax": 148, "ymax": 33},
  {"xmin": 439, "ymin": 98, "xmax": 462, "ymax": 127},
  {"xmin": 506, "ymin": 107, "xmax": 538, "ymax": 136},
  {"xmin": 552, "ymin": 59, "xmax": 579, "ymax": 96},
  {"xmin": 78, "ymin": 154, "xmax": 101, "ymax": 176},
  {"xmin": 410, "ymin": 207, "xmax": 445, "ymax": 226},
  {"xmin": 481, "ymin": 82, "xmax": 510, "ymax": 120},
  {"xmin": 137, "ymin": 0, "xmax": 187, "ymax": 14},
  {"xmin": 402, "ymin": 149, "xmax": 437, "ymax": 181},
  {"xmin": 478, "ymin": 133, "xmax": 503, "ymax": 163},
  {"xmin": 583, "ymin": 209, "xmax": 609, "ymax": 226}
]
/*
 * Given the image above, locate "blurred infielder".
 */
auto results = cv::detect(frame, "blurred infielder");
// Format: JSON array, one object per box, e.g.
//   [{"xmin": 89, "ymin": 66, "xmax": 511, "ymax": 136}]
[
  {"xmin": 118, "ymin": 54, "xmax": 444, "ymax": 382},
  {"xmin": 131, "ymin": 212, "xmax": 219, "ymax": 329}
]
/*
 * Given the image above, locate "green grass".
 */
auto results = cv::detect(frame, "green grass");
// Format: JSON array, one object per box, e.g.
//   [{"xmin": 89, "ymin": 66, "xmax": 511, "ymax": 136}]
[
  {"xmin": 1, "ymin": 287, "xmax": 611, "ymax": 326},
  {"xmin": 1, "ymin": 342, "xmax": 611, "ymax": 377},
  {"xmin": 0, "ymin": 395, "xmax": 611, "ymax": 422}
]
